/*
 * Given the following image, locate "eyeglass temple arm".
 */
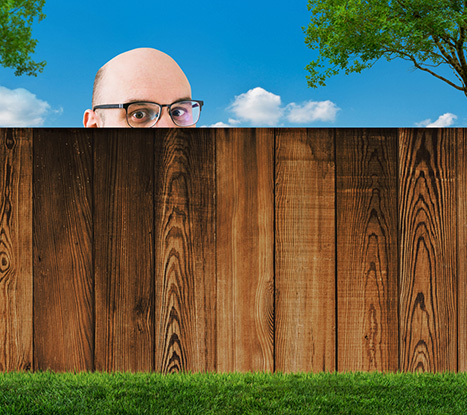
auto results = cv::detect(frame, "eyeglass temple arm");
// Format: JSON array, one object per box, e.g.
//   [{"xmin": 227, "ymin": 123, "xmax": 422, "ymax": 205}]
[{"xmin": 92, "ymin": 104, "xmax": 124, "ymax": 111}]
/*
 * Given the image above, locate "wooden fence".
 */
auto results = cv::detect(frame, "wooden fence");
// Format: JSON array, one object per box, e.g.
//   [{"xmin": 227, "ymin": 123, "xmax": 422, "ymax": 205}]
[{"xmin": 0, "ymin": 128, "xmax": 466, "ymax": 373}]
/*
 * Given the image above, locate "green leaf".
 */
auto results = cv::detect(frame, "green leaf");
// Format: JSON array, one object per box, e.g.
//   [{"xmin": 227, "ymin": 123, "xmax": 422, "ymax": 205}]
[
  {"xmin": 304, "ymin": 0, "xmax": 467, "ymax": 95},
  {"xmin": 0, "ymin": 0, "xmax": 46, "ymax": 76}
]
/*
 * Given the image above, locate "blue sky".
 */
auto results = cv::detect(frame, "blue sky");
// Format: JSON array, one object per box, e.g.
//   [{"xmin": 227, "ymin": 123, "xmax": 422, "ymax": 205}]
[{"xmin": 0, "ymin": 0, "xmax": 465, "ymax": 127}]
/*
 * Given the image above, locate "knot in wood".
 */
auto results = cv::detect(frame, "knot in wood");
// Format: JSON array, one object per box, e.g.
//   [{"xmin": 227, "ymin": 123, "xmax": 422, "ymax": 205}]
[
  {"xmin": 5, "ymin": 130, "xmax": 15, "ymax": 150},
  {"xmin": 0, "ymin": 252, "xmax": 10, "ymax": 273}
]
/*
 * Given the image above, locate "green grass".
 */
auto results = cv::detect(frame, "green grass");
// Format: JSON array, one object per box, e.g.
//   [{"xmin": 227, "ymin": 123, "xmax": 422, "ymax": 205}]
[{"xmin": 0, "ymin": 371, "xmax": 466, "ymax": 414}]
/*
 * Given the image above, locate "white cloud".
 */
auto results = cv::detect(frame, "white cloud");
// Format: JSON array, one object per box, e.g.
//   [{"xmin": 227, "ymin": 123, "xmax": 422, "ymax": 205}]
[
  {"xmin": 229, "ymin": 87, "xmax": 283, "ymax": 126},
  {"xmin": 209, "ymin": 121, "xmax": 231, "ymax": 127},
  {"xmin": 285, "ymin": 100, "xmax": 340, "ymax": 123},
  {"xmin": 416, "ymin": 113, "xmax": 457, "ymax": 128},
  {"xmin": 217, "ymin": 87, "xmax": 339, "ymax": 127},
  {"xmin": 0, "ymin": 86, "xmax": 51, "ymax": 126}
]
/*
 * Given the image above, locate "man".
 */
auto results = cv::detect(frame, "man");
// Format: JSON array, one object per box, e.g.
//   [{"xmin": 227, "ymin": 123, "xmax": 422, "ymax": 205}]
[{"xmin": 83, "ymin": 48, "xmax": 203, "ymax": 128}]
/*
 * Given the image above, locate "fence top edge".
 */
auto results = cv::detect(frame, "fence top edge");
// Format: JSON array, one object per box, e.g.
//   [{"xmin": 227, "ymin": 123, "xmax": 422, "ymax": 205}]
[{"xmin": 1, "ymin": 127, "xmax": 464, "ymax": 132}]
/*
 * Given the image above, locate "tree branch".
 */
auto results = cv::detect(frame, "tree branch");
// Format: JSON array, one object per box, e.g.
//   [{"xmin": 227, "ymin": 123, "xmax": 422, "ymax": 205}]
[
  {"xmin": 455, "ymin": 23, "xmax": 467, "ymax": 81},
  {"xmin": 428, "ymin": 34, "xmax": 465, "ymax": 87},
  {"xmin": 408, "ymin": 54, "xmax": 465, "ymax": 91},
  {"xmin": 8, "ymin": 1, "xmax": 30, "ymax": 16},
  {"xmin": 381, "ymin": 46, "xmax": 447, "ymax": 67},
  {"xmin": 432, "ymin": 29, "xmax": 457, "ymax": 48},
  {"xmin": 384, "ymin": 47, "xmax": 465, "ymax": 91},
  {"xmin": 432, "ymin": 35, "xmax": 462, "ymax": 71},
  {"xmin": 394, "ymin": 0, "xmax": 409, "ymax": 10}
]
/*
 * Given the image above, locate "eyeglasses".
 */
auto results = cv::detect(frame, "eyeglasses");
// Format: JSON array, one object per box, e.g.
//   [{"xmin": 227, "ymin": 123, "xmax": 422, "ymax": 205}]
[{"xmin": 92, "ymin": 100, "xmax": 204, "ymax": 127}]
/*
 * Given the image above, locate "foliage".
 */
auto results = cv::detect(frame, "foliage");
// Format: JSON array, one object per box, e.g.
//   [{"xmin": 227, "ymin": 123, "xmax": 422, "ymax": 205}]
[
  {"xmin": 0, "ymin": 0, "xmax": 46, "ymax": 76},
  {"xmin": 0, "ymin": 371, "xmax": 467, "ymax": 414},
  {"xmin": 303, "ymin": 0, "xmax": 467, "ymax": 96}
]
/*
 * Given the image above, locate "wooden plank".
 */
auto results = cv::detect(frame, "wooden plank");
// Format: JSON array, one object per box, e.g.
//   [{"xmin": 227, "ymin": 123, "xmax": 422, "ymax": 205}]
[
  {"xmin": 336, "ymin": 128, "xmax": 398, "ymax": 371},
  {"xmin": 94, "ymin": 129, "xmax": 154, "ymax": 372},
  {"xmin": 275, "ymin": 128, "xmax": 336, "ymax": 372},
  {"xmin": 459, "ymin": 128, "xmax": 467, "ymax": 372},
  {"xmin": 216, "ymin": 128, "xmax": 274, "ymax": 372},
  {"xmin": 0, "ymin": 129, "xmax": 33, "ymax": 371},
  {"xmin": 399, "ymin": 128, "xmax": 457, "ymax": 372},
  {"xmin": 154, "ymin": 129, "xmax": 216, "ymax": 373},
  {"xmin": 33, "ymin": 129, "xmax": 93, "ymax": 371}
]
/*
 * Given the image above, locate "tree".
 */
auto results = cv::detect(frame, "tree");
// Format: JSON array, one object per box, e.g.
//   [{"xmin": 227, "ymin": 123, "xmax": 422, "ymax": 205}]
[
  {"xmin": 303, "ymin": 0, "xmax": 467, "ymax": 97},
  {"xmin": 0, "ymin": 0, "xmax": 46, "ymax": 76}
]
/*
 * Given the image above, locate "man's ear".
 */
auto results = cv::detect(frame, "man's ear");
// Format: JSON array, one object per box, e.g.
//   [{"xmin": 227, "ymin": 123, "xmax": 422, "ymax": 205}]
[{"xmin": 83, "ymin": 109, "xmax": 100, "ymax": 127}]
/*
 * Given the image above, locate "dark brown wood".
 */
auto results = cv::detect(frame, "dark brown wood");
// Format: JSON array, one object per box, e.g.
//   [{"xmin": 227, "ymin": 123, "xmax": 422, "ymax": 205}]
[
  {"xmin": 94, "ymin": 129, "xmax": 154, "ymax": 372},
  {"xmin": 275, "ymin": 128, "xmax": 336, "ymax": 372},
  {"xmin": 336, "ymin": 128, "xmax": 399, "ymax": 371},
  {"xmin": 0, "ymin": 129, "xmax": 33, "ymax": 371},
  {"xmin": 33, "ymin": 129, "xmax": 93, "ymax": 371},
  {"xmin": 2, "ymin": 127, "xmax": 467, "ymax": 373},
  {"xmin": 216, "ymin": 128, "xmax": 274, "ymax": 372},
  {"xmin": 153, "ymin": 129, "xmax": 216, "ymax": 373},
  {"xmin": 399, "ymin": 128, "xmax": 457, "ymax": 372},
  {"xmin": 459, "ymin": 129, "xmax": 467, "ymax": 372}
]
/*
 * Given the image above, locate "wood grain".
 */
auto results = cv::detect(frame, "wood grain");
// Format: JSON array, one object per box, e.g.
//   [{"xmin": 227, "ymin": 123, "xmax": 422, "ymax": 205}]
[
  {"xmin": 459, "ymin": 129, "xmax": 467, "ymax": 372},
  {"xmin": 0, "ymin": 129, "xmax": 33, "ymax": 371},
  {"xmin": 2, "ymin": 127, "xmax": 465, "ymax": 373},
  {"xmin": 154, "ymin": 129, "xmax": 216, "ymax": 373},
  {"xmin": 399, "ymin": 128, "xmax": 457, "ymax": 372},
  {"xmin": 336, "ymin": 129, "xmax": 398, "ymax": 371},
  {"xmin": 275, "ymin": 128, "xmax": 336, "ymax": 372},
  {"xmin": 33, "ymin": 129, "xmax": 93, "ymax": 371},
  {"xmin": 216, "ymin": 128, "xmax": 274, "ymax": 373},
  {"xmin": 94, "ymin": 129, "xmax": 154, "ymax": 372}
]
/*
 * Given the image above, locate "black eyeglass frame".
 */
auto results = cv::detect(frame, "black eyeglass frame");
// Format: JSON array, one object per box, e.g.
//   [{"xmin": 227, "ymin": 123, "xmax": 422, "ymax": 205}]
[{"xmin": 92, "ymin": 99, "xmax": 204, "ymax": 127}]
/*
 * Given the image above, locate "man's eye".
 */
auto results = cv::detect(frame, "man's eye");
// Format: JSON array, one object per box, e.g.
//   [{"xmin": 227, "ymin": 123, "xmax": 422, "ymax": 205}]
[
  {"xmin": 171, "ymin": 107, "xmax": 187, "ymax": 118},
  {"xmin": 130, "ymin": 109, "xmax": 151, "ymax": 122},
  {"xmin": 134, "ymin": 111, "xmax": 146, "ymax": 119}
]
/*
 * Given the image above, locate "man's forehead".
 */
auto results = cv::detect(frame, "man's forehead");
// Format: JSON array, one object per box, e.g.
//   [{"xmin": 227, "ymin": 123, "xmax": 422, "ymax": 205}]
[
  {"xmin": 95, "ymin": 48, "xmax": 191, "ymax": 104},
  {"xmin": 101, "ymin": 84, "xmax": 191, "ymax": 102},
  {"xmin": 103, "ymin": 50, "xmax": 189, "ymax": 84},
  {"xmin": 98, "ymin": 71, "xmax": 191, "ymax": 104},
  {"xmin": 124, "ymin": 95, "xmax": 192, "ymax": 103},
  {"xmin": 105, "ymin": 48, "xmax": 178, "ymax": 69}
]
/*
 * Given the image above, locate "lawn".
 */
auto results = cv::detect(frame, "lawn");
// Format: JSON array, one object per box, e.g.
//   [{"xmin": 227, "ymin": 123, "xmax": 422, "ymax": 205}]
[{"xmin": 0, "ymin": 371, "xmax": 466, "ymax": 414}]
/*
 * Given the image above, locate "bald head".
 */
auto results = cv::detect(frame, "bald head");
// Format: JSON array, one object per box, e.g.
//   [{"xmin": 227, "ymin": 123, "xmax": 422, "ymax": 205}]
[{"xmin": 84, "ymin": 48, "xmax": 194, "ymax": 127}]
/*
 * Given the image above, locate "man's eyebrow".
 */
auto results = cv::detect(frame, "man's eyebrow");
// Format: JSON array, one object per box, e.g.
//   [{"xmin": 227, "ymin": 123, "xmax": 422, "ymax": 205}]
[
  {"xmin": 177, "ymin": 96, "xmax": 192, "ymax": 102},
  {"xmin": 125, "ymin": 97, "xmax": 193, "ymax": 104},
  {"xmin": 124, "ymin": 98, "xmax": 152, "ymax": 104}
]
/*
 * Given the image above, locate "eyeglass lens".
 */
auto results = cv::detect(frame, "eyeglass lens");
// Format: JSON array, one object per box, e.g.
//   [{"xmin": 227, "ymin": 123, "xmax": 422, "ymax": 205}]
[{"xmin": 127, "ymin": 101, "xmax": 201, "ymax": 127}]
